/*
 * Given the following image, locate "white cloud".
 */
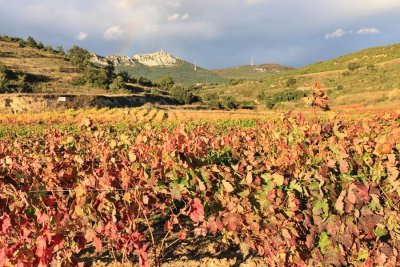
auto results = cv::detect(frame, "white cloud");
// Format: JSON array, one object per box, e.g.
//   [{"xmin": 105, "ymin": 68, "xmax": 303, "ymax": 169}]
[
  {"xmin": 74, "ymin": 32, "xmax": 88, "ymax": 41},
  {"xmin": 357, "ymin": 27, "xmax": 381, "ymax": 34},
  {"xmin": 166, "ymin": 0, "xmax": 182, "ymax": 8},
  {"xmin": 103, "ymin": 25, "xmax": 127, "ymax": 41},
  {"xmin": 246, "ymin": 0, "xmax": 267, "ymax": 5},
  {"xmin": 168, "ymin": 12, "xmax": 190, "ymax": 21},
  {"xmin": 325, "ymin": 28, "xmax": 352, "ymax": 39},
  {"xmin": 167, "ymin": 13, "xmax": 180, "ymax": 21},
  {"xmin": 181, "ymin": 13, "xmax": 190, "ymax": 20}
]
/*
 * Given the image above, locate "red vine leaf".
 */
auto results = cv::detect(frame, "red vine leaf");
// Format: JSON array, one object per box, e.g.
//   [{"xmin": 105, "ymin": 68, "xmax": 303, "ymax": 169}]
[
  {"xmin": 223, "ymin": 213, "xmax": 243, "ymax": 231},
  {"xmin": 189, "ymin": 198, "xmax": 204, "ymax": 223}
]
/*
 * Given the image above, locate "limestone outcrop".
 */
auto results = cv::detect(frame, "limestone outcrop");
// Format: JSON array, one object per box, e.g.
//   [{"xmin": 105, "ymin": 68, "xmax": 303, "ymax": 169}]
[{"xmin": 90, "ymin": 51, "xmax": 180, "ymax": 67}]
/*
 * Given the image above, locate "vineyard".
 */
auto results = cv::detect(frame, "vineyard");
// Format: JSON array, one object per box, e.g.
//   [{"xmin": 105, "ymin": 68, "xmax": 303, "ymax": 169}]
[{"xmin": 0, "ymin": 110, "xmax": 400, "ymax": 266}]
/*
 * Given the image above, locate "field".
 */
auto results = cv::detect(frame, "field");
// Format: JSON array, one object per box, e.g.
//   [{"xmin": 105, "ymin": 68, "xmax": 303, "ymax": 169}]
[{"xmin": 0, "ymin": 108, "xmax": 399, "ymax": 266}]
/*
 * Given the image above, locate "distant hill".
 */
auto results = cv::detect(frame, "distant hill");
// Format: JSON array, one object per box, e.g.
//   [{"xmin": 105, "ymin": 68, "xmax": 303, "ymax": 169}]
[
  {"xmin": 92, "ymin": 51, "xmax": 225, "ymax": 85},
  {"xmin": 213, "ymin": 64, "xmax": 294, "ymax": 80},
  {"xmin": 292, "ymin": 43, "xmax": 400, "ymax": 75},
  {"xmin": 200, "ymin": 43, "xmax": 400, "ymax": 110}
]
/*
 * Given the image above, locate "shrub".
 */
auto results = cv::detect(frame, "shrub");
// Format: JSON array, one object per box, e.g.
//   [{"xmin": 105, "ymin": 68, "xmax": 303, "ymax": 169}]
[
  {"xmin": 207, "ymin": 99, "xmax": 224, "ymax": 110},
  {"xmin": 367, "ymin": 64, "xmax": 376, "ymax": 72},
  {"xmin": 286, "ymin": 77, "xmax": 297, "ymax": 87},
  {"xmin": 228, "ymin": 79, "xmax": 245, "ymax": 86},
  {"xmin": 257, "ymin": 89, "xmax": 267, "ymax": 101},
  {"xmin": 348, "ymin": 62, "xmax": 361, "ymax": 71},
  {"xmin": 265, "ymin": 89, "xmax": 308, "ymax": 109},
  {"xmin": 222, "ymin": 96, "xmax": 239, "ymax": 109},
  {"xmin": 138, "ymin": 77, "xmax": 154, "ymax": 87},
  {"xmin": 239, "ymin": 100, "xmax": 256, "ymax": 110},
  {"xmin": 342, "ymin": 71, "xmax": 350, "ymax": 77},
  {"xmin": 336, "ymin": 84, "xmax": 344, "ymax": 90},
  {"xmin": 202, "ymin": 92, "xmax": 218, "ymax": 102}
]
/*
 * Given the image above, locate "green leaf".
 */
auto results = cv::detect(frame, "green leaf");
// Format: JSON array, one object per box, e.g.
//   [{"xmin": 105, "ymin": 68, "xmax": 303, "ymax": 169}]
[
  {"xmin": 357, "ymin": 248, "xmax": 369, "ymax": 261},
  {"xmin": 374, "ymin": 226, "xmax": 388, "ymax": 237},
  {"xmin": 239, "ymin": 190, "xmax": 250, "ymax": 198},
  {"xmin": 313, "ymin": 199, "xmax": 329, "ymax": 218},
  {"xmin": 318, "ymin": 231, "xmax": 332, "ymax": 255},
  {"xmin": 171, "ymin": 182, "xmax": 182, "ymax": 200},
  {"xmin": 289, "ymin": 181, "xmax": 303, "ymax": 193}
]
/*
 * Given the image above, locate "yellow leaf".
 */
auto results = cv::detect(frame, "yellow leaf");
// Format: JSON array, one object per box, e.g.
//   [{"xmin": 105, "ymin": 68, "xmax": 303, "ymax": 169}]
[
  {"xmin": 110, "ymin": 140, "xmax": 117, "ymax": 148},
  {"xmin": 222, "ymin": 180, "xmax": 234, "ymax": 193},
  {"xmin": 272, "ymin": 173, "xmax": 284, "ymax": 186},
  {"xmin": 245, "ymin": 172, "xmax": 253, "ymax": 185},
  {"xmin": 123, "ymin": 192, "xmax": 131, "ymax": 203},
  {"xmin": 5, "ymin": 156, "xmax": 13, "ymax": 165},
  {"xmin": 128, "ymin": 151, "xmax": 137, "ymax": 162},
  {"xmin": 75, "ymin": 184, "xmax": 86, "ymax": 198},
  {"xmin": 66, "ymin": 136, "xmax": 75, "ymax": 144},
  {"xmin": 74, "ymin": 206, "xmax": 85, "ymax": 217}
]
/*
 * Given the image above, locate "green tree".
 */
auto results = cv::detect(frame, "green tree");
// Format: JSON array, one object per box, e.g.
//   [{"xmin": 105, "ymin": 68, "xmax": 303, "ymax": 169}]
[
  {"xmin": 105, "ymin": 60, "xmax": 115, "ymax": 84},
  {"xmin": 26, "ymin": 36, "xmax": 38, "ymax": 48},
  {"xmin": 18, "ymin": 39, "xmax": 25, "ymax": 48},
  {"xmin": 170, "ymin": 85, "xmax": 196, "ymax": 104},
  {"xmin": 109, "ymin": 76, "xmax": 126, "ymax": 92},
  {"xmin": 138, "ymin": 76, "xmax": 154, "ymax": 87},
  {"xmin": 36, "ymin": 42, "xmax": 44, "ymax": 50},
  {"xmin": 15, "ymin": 73, "xmax": 31, "ymax": 93},
  {"xmin": 83, "ymin": 64, "xmax": 108, "ymax": 88},
  {"xmin": 159, "ymin": 76, "xmax": 175, "ymax": 90},
  {"xmin": 56, "ymin": 46, "xmax": 65, "ymax": 55},
  {"xmin": 68, "ymin": 45, "xmax": 91, "ymax": 71},
  {"xmin": 117, "ymin": 71, "xmax": 131, "ymax": 82},
  {"xmin": 0, "ymin": 71, "xmax": 9, "ymax": 92}
]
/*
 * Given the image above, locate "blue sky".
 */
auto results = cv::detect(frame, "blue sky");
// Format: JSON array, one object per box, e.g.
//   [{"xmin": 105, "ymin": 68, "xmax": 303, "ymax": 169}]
[{"xmin": 1, "ymin": 0, "xmax": 400, "ymax": 69}]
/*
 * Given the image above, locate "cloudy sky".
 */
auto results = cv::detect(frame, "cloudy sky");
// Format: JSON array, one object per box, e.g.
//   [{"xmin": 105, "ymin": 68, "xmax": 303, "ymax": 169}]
[{"xmin": 1, "ymin": 0, "xmax": 400, "ymax": 69}]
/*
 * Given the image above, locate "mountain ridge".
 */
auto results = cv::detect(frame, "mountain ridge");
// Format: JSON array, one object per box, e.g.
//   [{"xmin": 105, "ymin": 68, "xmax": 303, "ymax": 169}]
[
  {"xmin": 91, "ymin": 51, "xmax": 184, "ymax": 68},
  {"xmin": 90, "ymin": 51, "xmax": 293, "ymax": 84}
]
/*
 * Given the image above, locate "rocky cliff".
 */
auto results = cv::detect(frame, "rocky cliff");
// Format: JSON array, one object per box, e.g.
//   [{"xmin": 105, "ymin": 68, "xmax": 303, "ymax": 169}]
[
  {"xmin": 91, "ymin": 51, "xmax": 180, "ymax": 67},
  {"xmin": 132, "ymin": 51, "xmax": 178, "ymax": 67},
  {"xmin": 91, "ymin": 54, "xmax": 136, "ymax": 67}
]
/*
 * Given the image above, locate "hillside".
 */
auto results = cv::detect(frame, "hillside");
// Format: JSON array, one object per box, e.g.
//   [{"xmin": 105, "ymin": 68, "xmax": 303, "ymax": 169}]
[
  {"xmin": 92, "ymin": 51, "xmax": 225, "ymax": 85},
  {"xmin": 0, "ymin": 39, "xmax": 87, "ymax": 94},
  {"xmin": 0, "ymin": 37, "xmax": 160, "ymax": 95},
  {"xmin": 200, "ymin": 43, "xmax": 400, "ymax": 110},
  {"xmin": 292, "ymin": 43, "xmax": 400, "ymax": 75},
  {"xmin": 213, "ymin": 63, "xmax": 294, "ymax": 80}
]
